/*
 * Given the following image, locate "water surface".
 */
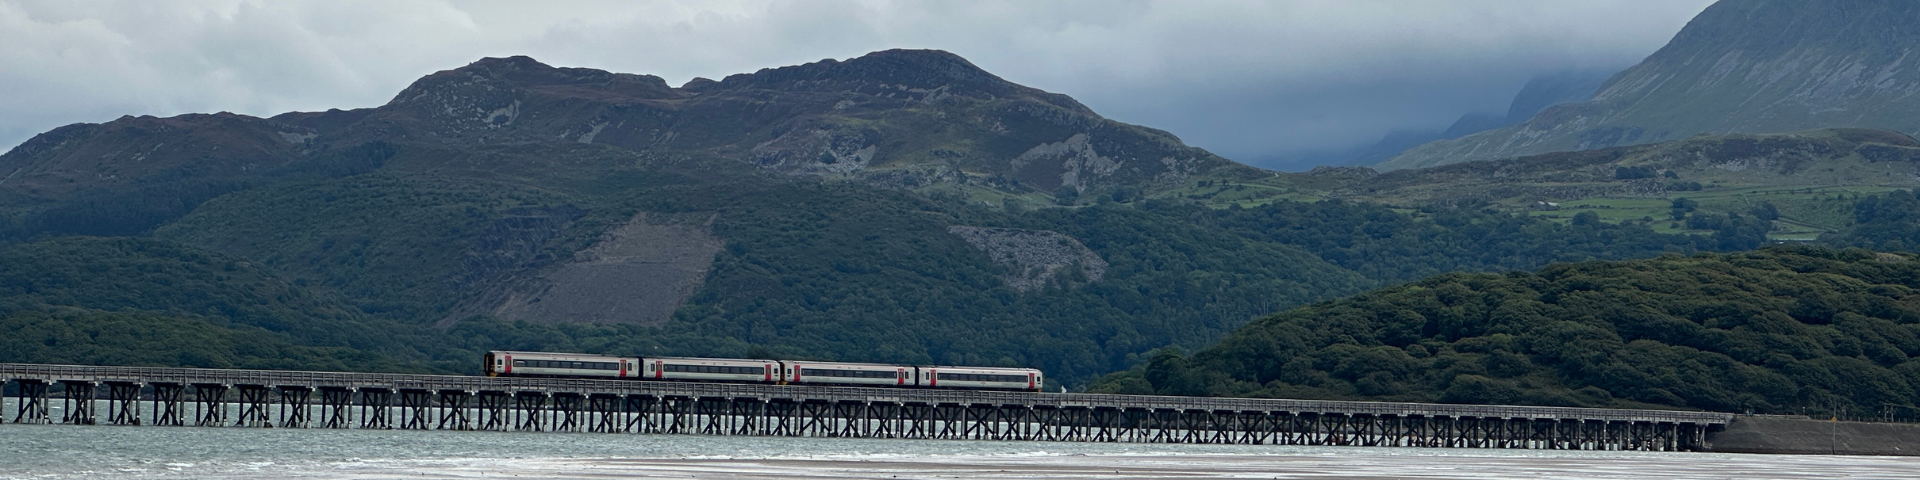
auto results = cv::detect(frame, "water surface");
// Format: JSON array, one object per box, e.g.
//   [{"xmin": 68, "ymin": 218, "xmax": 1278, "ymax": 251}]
[{"xmin": 2, "ymin": 422, "xmax": 1915, "ymax": 479}]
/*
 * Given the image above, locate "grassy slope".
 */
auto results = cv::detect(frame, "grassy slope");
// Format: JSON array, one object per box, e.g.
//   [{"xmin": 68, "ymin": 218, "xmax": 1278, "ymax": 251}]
[{"xmin": 1159, "ymin": 130, "xmax": 1920, "ymax": 241}]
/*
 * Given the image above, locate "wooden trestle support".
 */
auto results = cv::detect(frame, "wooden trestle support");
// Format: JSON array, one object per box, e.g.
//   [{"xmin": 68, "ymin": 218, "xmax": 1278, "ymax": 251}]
[{"xmin": 1, "ymin": 363, "xmax": 1724, "ymax": 451}]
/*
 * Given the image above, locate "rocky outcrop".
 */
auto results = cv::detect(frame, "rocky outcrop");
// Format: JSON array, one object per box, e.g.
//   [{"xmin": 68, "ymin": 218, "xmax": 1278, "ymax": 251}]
[
  {"xmin": 1383, "ymin": 0, "xmax": 1920, "ymax": 170},
  {"xmin": 947, "ymin": 226, "xmax": 1106, "ymax": 291}
]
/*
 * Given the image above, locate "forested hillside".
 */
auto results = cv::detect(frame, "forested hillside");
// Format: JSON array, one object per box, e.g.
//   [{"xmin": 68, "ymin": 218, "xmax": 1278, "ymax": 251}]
[
  {"xmin": 0, "ymin": 237, "xmax": 437, "ymax": 371},
  {"xmin": 1095, "ymin": 246, "xmax": 1920, "ymax": 416},
  {"xmin": 0, "ymin": 50, "xmax": 1792, "ymax": 387}
]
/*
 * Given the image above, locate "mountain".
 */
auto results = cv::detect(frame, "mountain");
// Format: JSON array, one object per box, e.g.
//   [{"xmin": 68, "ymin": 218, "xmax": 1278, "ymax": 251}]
[
  {"xmin": 1382, "ymin": 0, "xmax": 1920, "ymax": 171},
  {"xmin": 0, "ymin": 50, "xmax": 1776, "ymax": 386},
  {"xmin": 0, "ymin": 51, "xmax": 1241, "ymax": 218},
  {"xmin": 1266, "ymin": 69, "xmax": 1613, "ymax": 171},
  {"xmin": 0, "ymin": 50, "xmax": 1328, "ymax": 385},
  {"xmin": 1095, "ymin": 245, "xmax": 1920, "ymax": 416},
  {"xmin": 310, "ymin": 50, "xmax": 1238, "ymax": 197}
]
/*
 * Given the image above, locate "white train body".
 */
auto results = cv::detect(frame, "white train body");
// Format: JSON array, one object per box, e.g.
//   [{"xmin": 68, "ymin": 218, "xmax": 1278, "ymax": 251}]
[
  {"xmin": 919, "ymin": 366, "xmax": 1041, "ymax": 391},
  {"xmin": 483, "ymin": 350, "xmax": 1043, "ymax": 392},
  {"xmin": 644, "ymin": 356, "xmax": 780, "ymax": 383},
  {"xmin": 485, "ymin": 350, "xmax": 636, "ymax": 379},
  {"xmin": 784, "ymin": 361, "xmax": 911, "ymax": 387}
]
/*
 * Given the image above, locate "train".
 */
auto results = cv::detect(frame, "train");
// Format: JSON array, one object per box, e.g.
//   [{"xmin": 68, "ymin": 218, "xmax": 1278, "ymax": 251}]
[{"xmin": 483, "ymin": 350, "xmax": 1044, "ymax": 392}]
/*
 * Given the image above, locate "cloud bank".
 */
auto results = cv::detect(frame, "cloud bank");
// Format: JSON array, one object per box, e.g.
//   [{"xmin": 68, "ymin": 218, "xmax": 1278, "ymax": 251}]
[{"xmin": 0, "ymin": 0, "xmax": 1716, "ymax": 169}]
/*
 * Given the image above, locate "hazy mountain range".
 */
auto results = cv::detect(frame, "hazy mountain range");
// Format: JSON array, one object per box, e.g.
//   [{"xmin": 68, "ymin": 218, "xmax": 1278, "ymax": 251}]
[{"xmin": 1382, "ymin": 0, "xmax": 1920, "ymax": 170}]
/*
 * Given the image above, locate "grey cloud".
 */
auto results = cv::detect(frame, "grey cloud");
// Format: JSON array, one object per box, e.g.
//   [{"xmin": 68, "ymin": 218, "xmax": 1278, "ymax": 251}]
[{"xmin": 0, "ymin": 0, "xmax": 1716, "ymax": 169}]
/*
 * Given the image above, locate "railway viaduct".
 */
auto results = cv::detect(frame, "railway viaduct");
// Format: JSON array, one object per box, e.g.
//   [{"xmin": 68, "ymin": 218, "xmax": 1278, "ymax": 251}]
[{"xmin": 1, "ymin": 363, "xmax": 1731, "ymax": 451}]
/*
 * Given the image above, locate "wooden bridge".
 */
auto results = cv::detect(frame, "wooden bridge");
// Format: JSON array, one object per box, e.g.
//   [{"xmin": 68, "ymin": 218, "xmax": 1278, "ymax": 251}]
[{"xmin": 1, "ymin": 363, "xmax": 1731, "ymax": 451}]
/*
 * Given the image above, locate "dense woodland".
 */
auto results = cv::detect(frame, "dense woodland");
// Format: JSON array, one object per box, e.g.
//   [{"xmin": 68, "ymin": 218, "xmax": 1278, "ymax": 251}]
[{"xmin": 1092, "ymin": 245, "xmax": 1920, "ymax": 416}]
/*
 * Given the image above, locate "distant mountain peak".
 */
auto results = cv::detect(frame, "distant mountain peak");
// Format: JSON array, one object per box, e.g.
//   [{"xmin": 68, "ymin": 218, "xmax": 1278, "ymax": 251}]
[
  {"xmin": 714, "ymin": 48, "xmax": 1093, "ymax": 115},
  {"xmin": 1383, "ymin": 0, "xmax": 1920, "ymax": 171}
]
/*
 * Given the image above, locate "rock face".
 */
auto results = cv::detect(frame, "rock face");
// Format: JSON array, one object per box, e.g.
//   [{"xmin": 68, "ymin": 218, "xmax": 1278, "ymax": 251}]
[
  {"xmin": 445, "ymin": 213, "xmax": 724, "ymax": 326},
  {"xmin": 1383, "ymin": 0, "xmax": 1920, "ymax": 170},
  {"xmin": 947, "ymin": 226, "xmax": 1107, "ymax": 291}
]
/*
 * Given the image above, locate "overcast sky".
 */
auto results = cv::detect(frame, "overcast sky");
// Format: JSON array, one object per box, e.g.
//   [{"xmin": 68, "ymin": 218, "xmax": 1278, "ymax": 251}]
[{"xmin": 0, "ymin": 0, "xmax": 1716, "ymax": 170}]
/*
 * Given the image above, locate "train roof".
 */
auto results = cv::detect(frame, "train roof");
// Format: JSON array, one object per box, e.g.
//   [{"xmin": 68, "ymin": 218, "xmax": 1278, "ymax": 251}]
[
  {"xmin": 489, "ymin": 350, "xmax": 629, "ymax": 357},
  {"xmin": 781, "ymin": 360, "xmax": 910, "ymax": 367},
  {"xmin": 643, "ymin": 356, "xmax": 780, "ymax": 363},
  {"xmin": 923, "ymin": 365, "xmax": 1042, "ymax": 372}
]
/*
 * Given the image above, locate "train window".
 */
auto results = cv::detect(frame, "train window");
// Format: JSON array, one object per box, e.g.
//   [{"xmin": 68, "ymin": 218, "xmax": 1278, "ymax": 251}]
[
  {"xmin": 663, "ymin": 364, "xmax": 764, "ymax": 375},
  {"xmin": 802, "ymin": 369, "xmax": 896, "ymax": 378},
  {"xmin": 513, "ymin": 360, "xmax": 527, "ymax": 367}
]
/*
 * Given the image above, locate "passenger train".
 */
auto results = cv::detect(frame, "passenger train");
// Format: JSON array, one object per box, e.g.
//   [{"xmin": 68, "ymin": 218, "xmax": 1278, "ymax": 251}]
[{"xmin": 483, "ymin": 351, "xmax": 1044, "ymax": 392}]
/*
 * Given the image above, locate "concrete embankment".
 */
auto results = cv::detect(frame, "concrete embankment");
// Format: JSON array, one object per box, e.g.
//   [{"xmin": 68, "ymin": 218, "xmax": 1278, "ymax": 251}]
[{"xmin": 1707, "ymin": 415, "xmax": 1920, "ymax": 456}]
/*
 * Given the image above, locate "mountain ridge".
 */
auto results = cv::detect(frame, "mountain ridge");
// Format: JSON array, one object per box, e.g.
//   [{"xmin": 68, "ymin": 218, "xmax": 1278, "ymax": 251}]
[{"xmin": 1382, "ymin": 0, "xmax": 1920, "ymax": 171}]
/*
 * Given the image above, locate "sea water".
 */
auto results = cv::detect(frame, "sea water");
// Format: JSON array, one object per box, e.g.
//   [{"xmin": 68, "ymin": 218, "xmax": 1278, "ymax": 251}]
[{"xmin": 2, "ymin": 400, "xmax": 1917, "ymax": 479}]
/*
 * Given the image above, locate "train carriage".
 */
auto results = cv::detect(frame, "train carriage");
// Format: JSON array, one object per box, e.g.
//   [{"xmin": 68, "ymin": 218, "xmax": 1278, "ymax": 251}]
[
  {"xmin": 783, "ymin": 361, "xmax": 912, "ymax": 387},
  {"xmin": 481, "ymin": 351, "xmax": 1044, "ymax": 392},
  {"xmin": 919, "ymin": 366, "xmax": 1042, "ymax": 392},
  {"xmin": 645, "ymin": 356, "xmax": 781, "ymax": 383},
  {"xmin": 486, "ymin": 350, "xmax": 637, "ymax": 378}
]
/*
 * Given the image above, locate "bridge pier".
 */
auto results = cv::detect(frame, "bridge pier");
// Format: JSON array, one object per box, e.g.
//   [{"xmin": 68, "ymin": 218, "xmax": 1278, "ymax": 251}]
[
  {"xmin": 59, "ymin": 380, "xmax": 96, "ymax": 425},
  {"xmin": 553, "ymin": 392, "xmax": 584, "ymax": 432},
  {"xmin": 734, "ymin": 397, "xmax": 768, "ymax": 436},
  {"xmin": 11, "ymin": 379, "xmax": 49, "ymax": 424},
  {"xmin": 234, "ymin": 384, "xmax": 270, "ymax": 427},
  {"xmin": 278, "ymin": 386, "xmax": 313, "ymax": 428},
  {"xmin": 398, "ymin": 389, "xmax": 431, "ymax": 430},
  {"xmin": 436, "ymin": 389, "xmax": 473, "ymax": 431},
  {"xmin": 478, "ymin": 391, "xmax": 511, "ymax": 431},
  {"xmin": 513, "ymin": 391, "xmax": 548, "ymax": 432},
  {"xmin": 192, "ymin": 383, "xmax": 228, "ymax": 427},
  {"xmin": 623, "ymin": 394, "xmax": 657, "ymax": 434},
  {"xmin": 150, "ymin": 382, "xmax": 185, "ymax": 427},
  {"xmin": 586, "ymin": 394, "xmax": 620, "ymax": 433},
  {"xmin": 359, "ymin": 387, "xmax": 393, "ymax": 429},
  {"xmin": 320, "ymin": 387, "xmax": 354, "ymax": 429},
  {"xmin": 106, "ymin": 381, "xmax": 141, "ymax": 426}
]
